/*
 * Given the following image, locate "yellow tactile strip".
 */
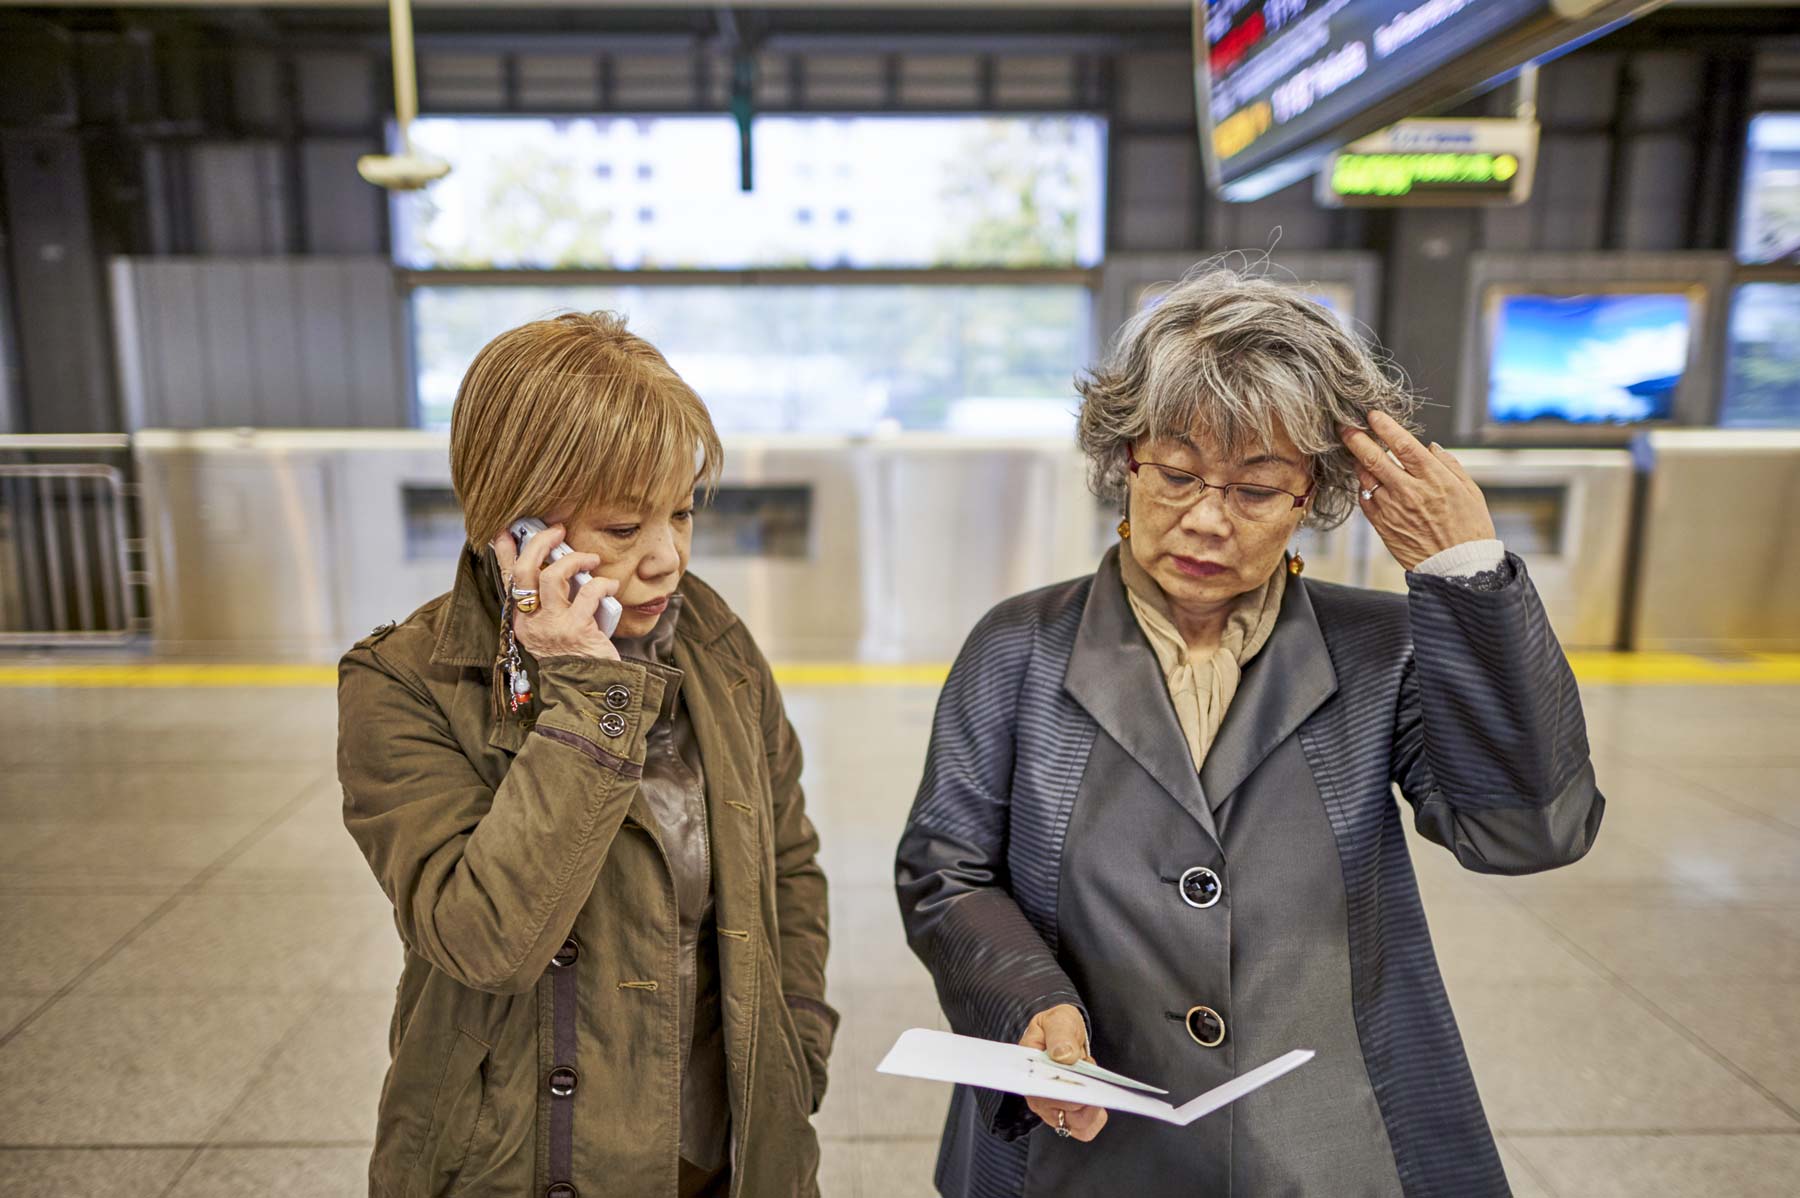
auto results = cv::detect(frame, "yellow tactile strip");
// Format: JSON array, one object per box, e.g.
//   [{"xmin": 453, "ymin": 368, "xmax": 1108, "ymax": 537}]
[{"xmin": 0, "ymin": 655, "xmax": 1796, "ymax": 689}]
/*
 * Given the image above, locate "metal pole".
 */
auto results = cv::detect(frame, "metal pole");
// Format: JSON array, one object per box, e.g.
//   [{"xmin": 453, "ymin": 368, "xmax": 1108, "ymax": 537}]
[
  {"xmin": 0, "ymin": 477, "xmax": 17, "ymax": 631},
  {"xmin": 36, "ymin": 474, "xmax": 67, "ymax": 632},
  {"xmin": 96, "ymin": 471, "xmax": 126, "ymax": 634},
  {"xmin": 389, "ymin": 0, "xmax": 421, "ymax": 150},
  {"xmin": 66, "ymin": 472, "xmax": 96, "ymax": 633}
]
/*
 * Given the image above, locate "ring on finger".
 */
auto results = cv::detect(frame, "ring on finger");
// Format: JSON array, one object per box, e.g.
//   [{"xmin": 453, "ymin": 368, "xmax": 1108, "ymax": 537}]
[
  {"xmin": 1054, "ymin": 1108, "xmax": 1072, "ymax": 1139},
  {"xmin": 1360, "ymin": 482, "xmax": 1383, "ymax": 502},
  {"xmin": 511, "ymin": 587, "xmax": 541, "ymax": 614}
]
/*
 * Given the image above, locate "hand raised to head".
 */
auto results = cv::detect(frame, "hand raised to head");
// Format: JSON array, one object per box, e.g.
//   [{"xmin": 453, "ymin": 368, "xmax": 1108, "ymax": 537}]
[{"xmin": 1339, "ymin": 411, "xmax": 1496, "ymax": 571}]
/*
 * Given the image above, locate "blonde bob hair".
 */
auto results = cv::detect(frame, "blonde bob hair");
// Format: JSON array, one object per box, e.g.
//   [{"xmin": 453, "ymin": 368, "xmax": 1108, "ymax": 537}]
[
  {"xmin": 1077, "ymin": 265, "xmax": 1420, "ymax": 530},
  {"xmin": 450, "ymin": 311, "xmax": 723, "ymax": 548}
]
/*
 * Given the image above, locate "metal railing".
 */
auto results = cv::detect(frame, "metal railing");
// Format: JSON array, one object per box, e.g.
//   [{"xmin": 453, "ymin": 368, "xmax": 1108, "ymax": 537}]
[{"xmin": 0, "ymin": 437, "xmax": 142, "ymax": 646}]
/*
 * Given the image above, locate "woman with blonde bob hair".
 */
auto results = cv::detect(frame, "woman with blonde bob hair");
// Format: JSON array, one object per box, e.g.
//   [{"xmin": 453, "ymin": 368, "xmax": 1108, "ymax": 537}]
[
  {"xmin": 898, "ymin": 267, "xmax": 1604, "ymax": 1197},
  {"xmin": 338, "ymin": 312, "xmax": 835, "ymax": 1198}
]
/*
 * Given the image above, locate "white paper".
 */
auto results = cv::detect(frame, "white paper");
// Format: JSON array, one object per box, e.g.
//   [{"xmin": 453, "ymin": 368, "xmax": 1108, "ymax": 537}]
[{"xmin": 875, "ymin": 1028, "xmax": 1314, "ymax": 1127}]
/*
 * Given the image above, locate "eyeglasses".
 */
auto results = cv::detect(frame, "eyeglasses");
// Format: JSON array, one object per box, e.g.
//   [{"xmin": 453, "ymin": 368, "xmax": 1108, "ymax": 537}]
[{"xmin": 1127, "ymin": 453, "xmax": 1313, "ymax": 524}]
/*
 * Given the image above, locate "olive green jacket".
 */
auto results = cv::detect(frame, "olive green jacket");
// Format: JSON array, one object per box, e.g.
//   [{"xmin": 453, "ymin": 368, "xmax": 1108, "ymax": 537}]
[{"xmin": 338, "ymin": 548, "xmax": 835, "ymax": 1198}]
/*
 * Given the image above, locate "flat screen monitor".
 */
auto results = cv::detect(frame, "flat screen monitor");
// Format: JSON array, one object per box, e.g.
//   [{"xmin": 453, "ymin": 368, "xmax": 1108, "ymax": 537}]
[
  {"xmin": 1199, "ymin": 0, "xmax": 1656, "ymax": 200},
  {"xmin": 1483, "ymin": 289, "xmax": 1698, "ymax": 428}
]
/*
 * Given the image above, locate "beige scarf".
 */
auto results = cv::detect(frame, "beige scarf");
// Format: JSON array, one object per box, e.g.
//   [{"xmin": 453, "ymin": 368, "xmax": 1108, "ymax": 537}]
[{"xmin": 1119, "ymin": 547, "xmax": 1287, "ymax": 771}]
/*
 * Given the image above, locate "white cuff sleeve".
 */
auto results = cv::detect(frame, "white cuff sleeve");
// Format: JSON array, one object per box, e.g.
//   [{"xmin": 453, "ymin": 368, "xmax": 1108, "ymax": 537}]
[{"xmin": 1413, "ymin": 539, "xmax": 1507, "ymax": 578}]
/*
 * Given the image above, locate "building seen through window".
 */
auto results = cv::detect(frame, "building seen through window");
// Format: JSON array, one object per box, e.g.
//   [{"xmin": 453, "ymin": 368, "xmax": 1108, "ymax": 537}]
[
  {"xmin": 412, "ymin": 284, "xmax": 1090, "ymax": 435},
  {"xmin": 399, "ymin": 114, "xmax": 1105, "ymax": 434},
  {"xmin": 394, "ymin": 114, "xmax": 1106, "ymax": 271},
  {"xmin": 1739, "ymin": 113, "xmax": 1800, "ymax": 264}
]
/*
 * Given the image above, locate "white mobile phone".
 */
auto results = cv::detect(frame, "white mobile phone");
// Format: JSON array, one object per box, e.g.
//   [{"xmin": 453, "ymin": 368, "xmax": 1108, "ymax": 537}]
[{"xmin": 508, "ymin": 517, "xmax": 623, "ymax": 637}]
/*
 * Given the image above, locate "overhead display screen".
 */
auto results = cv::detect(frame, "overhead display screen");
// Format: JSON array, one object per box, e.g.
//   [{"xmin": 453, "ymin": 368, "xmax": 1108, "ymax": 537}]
[
  {"xmin": 1486, "ymin": 291, "xmax": 1694, "ymax": 426},
  {"xmin": 1201, "ymin": 0, "xmax": 1555, "ymax": 196}
]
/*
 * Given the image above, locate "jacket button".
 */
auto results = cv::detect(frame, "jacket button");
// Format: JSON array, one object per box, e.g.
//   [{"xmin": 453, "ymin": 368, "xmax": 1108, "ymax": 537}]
[
  {"xmin": 598, "ymin": 712, "xmax": 627, "ymax": 738},
  {"xmin": 549, "ymin": 1066, "xmax": 578, "ymax": 1098},
  {"xmin": 550, "ymin": 937, "xmax": 579, "ymax": 969},
  {"xmin": 1185, "ymin": 1005, "xmax": 1226, "ymax": 1048},
  {"xmin": 1179, "ymin": 866, "xmax": 1222, "ymax": 909},
  {"xmin": 603, "ymin": 684, "xmax": 630, "ymax": 710},
  {"xmin": 547, "ymin": 1185, "xmax": 578, "ymax": 1198}
]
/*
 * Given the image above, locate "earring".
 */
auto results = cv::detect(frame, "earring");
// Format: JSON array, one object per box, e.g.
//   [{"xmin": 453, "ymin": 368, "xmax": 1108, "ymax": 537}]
[
  {"xmin": 1288, "ymin": 550, "xmax": 1305, "ymax": 576},
  {"xmin": 1117, "ymin": 517, "xmax": 1132, "ymax": 540}
]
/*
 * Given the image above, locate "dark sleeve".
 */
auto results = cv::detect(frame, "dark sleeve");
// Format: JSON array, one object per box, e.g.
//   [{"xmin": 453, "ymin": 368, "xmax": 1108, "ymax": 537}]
[
  {"xmin": 895, "ymin": 609, "xmax": 1087, "ymax": 1141},
  {"xmin": 1392, "ymin": 554, "xmax": 1605, "ymax": 875}
]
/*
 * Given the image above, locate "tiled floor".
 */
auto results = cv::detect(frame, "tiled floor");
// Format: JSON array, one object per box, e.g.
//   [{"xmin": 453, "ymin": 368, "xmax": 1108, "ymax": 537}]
[{"xmin": 2, "ymin": 680, "xmax": 1797, "ymax": 1196}]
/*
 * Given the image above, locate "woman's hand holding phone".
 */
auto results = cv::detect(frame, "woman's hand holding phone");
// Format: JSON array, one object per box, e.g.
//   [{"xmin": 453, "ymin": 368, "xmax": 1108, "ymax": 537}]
[{"xmin": 491, "ymin": 523, "xmax": 621, "ymax": 661}]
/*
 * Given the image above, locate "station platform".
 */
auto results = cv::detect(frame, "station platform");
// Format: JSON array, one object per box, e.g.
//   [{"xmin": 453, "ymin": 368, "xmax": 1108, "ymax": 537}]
[{"xmin": 1, "ymin": 660, "xmax": 1796, "ymax": 1196}]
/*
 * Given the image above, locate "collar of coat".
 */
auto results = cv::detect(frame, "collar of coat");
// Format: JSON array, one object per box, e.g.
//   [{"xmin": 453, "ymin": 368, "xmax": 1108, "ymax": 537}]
[
  {"xmin": 428, "ymin": 544, "xmax": 743, "ymax": 670},
  {"xmin": 1064, "ymin": 544, "xmax": 1339, "ymax": 846}
]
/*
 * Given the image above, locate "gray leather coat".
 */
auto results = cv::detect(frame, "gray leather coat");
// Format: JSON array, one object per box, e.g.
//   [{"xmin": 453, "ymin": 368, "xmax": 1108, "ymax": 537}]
[{"xmin": 896, "ymin": 548, "xmax": 1603, "ymax": 1198}]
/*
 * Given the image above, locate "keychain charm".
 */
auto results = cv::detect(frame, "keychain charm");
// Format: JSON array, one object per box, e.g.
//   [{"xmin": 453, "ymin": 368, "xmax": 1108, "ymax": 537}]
[{"xmin": 497, "ymin": 577, "xmax": 532, "ymax": 711}]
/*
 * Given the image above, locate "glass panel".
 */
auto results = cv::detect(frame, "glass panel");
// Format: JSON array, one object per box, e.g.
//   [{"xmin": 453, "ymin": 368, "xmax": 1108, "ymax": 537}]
[
  {"xmin": 1483, "ymin": 485, "xmax": 1566, "ymax": 556},
  {"xmin": 402, "ymin": 485, "xmax": 468, "ymax": 560},
  {"xmin": 411, "ymin": 284, "xmax": 1091, "ymax": 435},
  {"xmin": 690, "ymin": 486, "xmax": 813, "ymax": 559},
  {"xmin": 1738, "ymin": 113, "xmax": 1800, "ymax": 265},
  {"xmin": 1723, "ymin": 283, "xmax": 1800, "ymax": 428},
  {"xmin": 1485, "ymin": 291, "xmax": 1692, "ymax": 426},
  {"xmin": 395, "ymin": 114, "xmax": 1106, "ymax": 270}
]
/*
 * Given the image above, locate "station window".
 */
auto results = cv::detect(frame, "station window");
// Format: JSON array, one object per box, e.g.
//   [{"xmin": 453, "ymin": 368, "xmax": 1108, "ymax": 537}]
[
  {"xmin": 398, "ymin": 113, "xmax": 1105, "ymax": 435},
  {"xmin": 410, "ymin": 283, "xmax": 1091, "ymax": 435},
  {"xmin": 1721, "ymin": 283, "xmax": 1800, "ymax": 427},
  {"xmin": 391, "ymin": 114, "xmax": 1106, "ymax": 270},
  {"xmin": 1737, "ymin": 113, "xmax": 1800, "ymax": 265}
]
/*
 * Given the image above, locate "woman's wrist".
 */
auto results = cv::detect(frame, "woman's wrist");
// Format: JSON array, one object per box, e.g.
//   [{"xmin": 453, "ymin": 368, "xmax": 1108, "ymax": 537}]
[{"xmin": 1411, "ymin": 539, "xmax": 1506, "ymax": 579}]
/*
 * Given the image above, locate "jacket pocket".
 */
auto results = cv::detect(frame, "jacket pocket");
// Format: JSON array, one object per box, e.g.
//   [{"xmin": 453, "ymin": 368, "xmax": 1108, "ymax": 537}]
[
  {"xmin": 406, "ymin": 1028, "xmax": 491, "ymax": 1198},
  {"xmin": 762, "ymin": 949, "xmax": 816, "ymax": 1117}
]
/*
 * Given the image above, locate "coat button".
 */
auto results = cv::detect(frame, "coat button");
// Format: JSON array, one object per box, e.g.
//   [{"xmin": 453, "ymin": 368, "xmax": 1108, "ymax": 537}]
[
  {"xmin": 598, "ymin": 712, "xmax": 626, "ymax": 738},
  {"xmin": 550, "ymin": 937, "xmax": 579, "ymax": 969},
  {"xmin": 546, "ymin": 1185, "xmax": 578, "ymax": 1198},
  {"xmin": 1185, "ymin": 1005, "xmax": 1226, "ymax": 1048},
  {"xmin": 603, "ymin": 684, "xmax": 630, "ymax": 710},
  {"xmin": 1179, "ymin": 866, "xmax": 1222, "ymax": 909},
  {"xmin": 549, "ymin": 1066, "xmax": 578, "ymax": 1097}
]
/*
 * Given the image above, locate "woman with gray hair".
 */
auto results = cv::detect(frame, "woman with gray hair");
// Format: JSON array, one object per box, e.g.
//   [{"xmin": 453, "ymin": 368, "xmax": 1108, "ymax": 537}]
[{"xmin": 896, "ymin": 267, "xmax": 1602, "ymax": 1197}]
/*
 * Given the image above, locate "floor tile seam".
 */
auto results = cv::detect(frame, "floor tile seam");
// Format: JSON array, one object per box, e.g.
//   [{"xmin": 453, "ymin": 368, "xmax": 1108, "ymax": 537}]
[
  {"xmin": 1494, "ymin": 1133, "xmax": 1562, "ymax": 1198},
  {"xmin": 50, "ymin": 987, "xmax": 369, "ymax": 997},
  {"xmin": 0, "ymin": 757, "xmax": 337, "ymax": 768},
  {"xmin": 0, "ymin": 1140, "xmax": 376, "ymax": 1151},
  {"xmin": 1497, "ymin": 1127, "xmax": 1800, "ymax": 1139},
  {"xmin": 1503, "ymin": 883, "xmax": 1797, "ymax": 904},
  {"xmin": 1600, "ymin": 756, "xmax": 1800, "ymax": 769},
  {"xmin": 1491, "ymin": 888, "xmax": 1800, "ymax": 1128},
  {"xmin": 1425, "ymin": 891, "xmax": 1616, "ymax": 984},
  {"xmin": 156, "ymin": 981, "xmax": 341, "ymax": 1198},
  {"xmin": 0, "ymin": 771, "xmax": 331, "ymax": 1052},
  {"xmin": 199, "ymin": 988, "xmax": 339, "ymax": 1148},
  {"xmin": 1654, "ymin": 770, "xmax": 1800, "ymax": 842}
]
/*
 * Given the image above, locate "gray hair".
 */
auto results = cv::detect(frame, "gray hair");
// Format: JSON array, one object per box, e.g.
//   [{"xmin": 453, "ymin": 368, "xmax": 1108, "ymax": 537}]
[{"xmin": 1076, "ymin": 264, "xmax": 1420, "ymax": 530}]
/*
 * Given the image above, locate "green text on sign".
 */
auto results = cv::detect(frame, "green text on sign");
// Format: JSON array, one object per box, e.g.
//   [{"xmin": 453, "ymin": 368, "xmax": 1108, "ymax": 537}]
[{"xmin": 1330, "ymin": 152, "xmax": 1520, "ymax": 198}]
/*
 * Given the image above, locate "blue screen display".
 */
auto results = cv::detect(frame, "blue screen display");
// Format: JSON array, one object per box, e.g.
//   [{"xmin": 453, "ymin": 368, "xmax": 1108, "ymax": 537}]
[{"xmin": 1487, "ymin": 292, "xmax": 1692, "ymax": 425}]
